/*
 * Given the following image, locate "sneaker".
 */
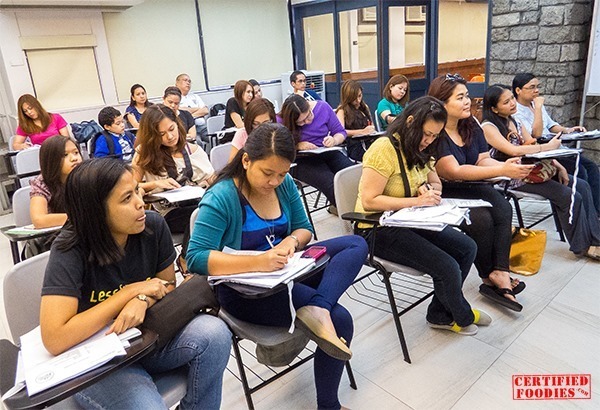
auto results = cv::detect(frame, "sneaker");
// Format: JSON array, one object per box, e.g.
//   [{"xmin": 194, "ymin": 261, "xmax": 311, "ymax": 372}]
[
  {"xmin": 472, "ymin": 309, "xmax": 492, "ymax": 326},
  {"xmin": 327, "ymin": 205, "xmax": 338, "ymax": 216},
  {"xmin": 427, "ymin": 321, "xmax": 478, "ymax": 336}
]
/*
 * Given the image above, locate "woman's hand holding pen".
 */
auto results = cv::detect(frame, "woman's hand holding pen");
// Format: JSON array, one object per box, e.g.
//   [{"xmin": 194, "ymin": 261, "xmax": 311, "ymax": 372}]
[
  {"xmin": 546, "ymin": 134, "xmax": 562, "ymax": 150},
  {"xmin": 258, "ymin": 248, "xmax": 289, "ymax": 271},
  {"xmin": 416, "ymin": 183, "xmax": 442, "ymax": 206},
  {"xmin": 273, "ymin": 236, "xmax": 297, "ymax": 258},
  {"xmin": 502, "ymin": 157, "xmax": 535, "ymax": 179}
]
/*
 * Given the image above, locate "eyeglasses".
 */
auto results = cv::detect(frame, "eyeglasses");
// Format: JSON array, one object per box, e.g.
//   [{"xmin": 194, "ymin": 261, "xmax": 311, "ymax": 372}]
[
  {"xmin": 522, "ymin": 83, "xmax": 541, "ymax": 90},
  {"xmin": 445, "ymin": 73, "xmax": 464, "ymax": 82}
]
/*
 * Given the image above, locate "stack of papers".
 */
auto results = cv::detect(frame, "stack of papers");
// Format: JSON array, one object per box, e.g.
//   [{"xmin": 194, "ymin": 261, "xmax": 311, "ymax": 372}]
[
  {"xmin": 379, "ymin": 203, "xmax": 470, "ymax": 231},
  {"xmin": 441, "ymin": 198, "xmax": 492, "ymax": 208},
  {"xmin": 524, "ymin": 147, "xmax": 581, "ymax": 159},
  {"xmin": 208, "ymin": 249, "xmax": 315, "ymax": 288},
  {"xmin": 3, "ymin": 326, "xmax": 140, "ymax": 399},
  {"xmin": 153, "ymin": 185, "xmax": 205, "ymax": 203},
  {"xmin": 557, "ymin": 130, "xmax": 600, "ymax": 141},
  {"xmin": 298, "ymin": 146, "xmax": 344, "ymax": 154}
]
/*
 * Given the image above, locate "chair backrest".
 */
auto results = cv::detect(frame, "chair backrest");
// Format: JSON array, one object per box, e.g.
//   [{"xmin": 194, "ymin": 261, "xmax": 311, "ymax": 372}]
[
  {"xmin": 374, "ymin": 109, "xmax": 383, "ymax": 132},
  {"xmin": 12, "ymin": 185, "xmax": 32, "ymax": 226},
  {"xmin": 209, "ymin": 142, "xmax": 232, "ymax": 173},
  {"xmin": 333, "ymin": 164, "xmax": 362, "ymax": 233},
  {"xmin": 3, "ymin": 251, "xmax": 50, "ymax": 344},
  {"xmin": 206, "ymin": 115, "xmax": 225, "ymax": 135},
  {"xmin": 8, "ymin": 135, "xmax": 19, "ymax": 151},
  {"xmin": 15, "ymin": 146, "xmax": 41, "ymax": 186}
]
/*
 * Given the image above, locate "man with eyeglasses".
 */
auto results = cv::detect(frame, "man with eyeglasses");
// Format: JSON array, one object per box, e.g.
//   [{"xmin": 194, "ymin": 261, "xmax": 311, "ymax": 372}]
[
  {"xmin": 290, "ymin": 70, "xmax": 322, "ymax": 101},
  {"xmin": 176, "ymin": 73, "xmax": 209, "ymax": 143},
  {"xmin": 512, "ymin": 72, "xmax": 600, "ymax": 214}
]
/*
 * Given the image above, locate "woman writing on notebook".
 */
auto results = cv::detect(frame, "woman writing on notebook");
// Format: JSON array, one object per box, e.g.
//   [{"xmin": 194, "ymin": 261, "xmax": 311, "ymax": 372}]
[
  {"xmin": 40, "ymin": 158, "xmax": 231, "ymax": 409},
  {"xmin": 186, "ymin": 123, "xmax": 368, "ymax": 410},
  {"xmin": 14, "ymin": 94, "xmax": 69, "ymax": 150},
  {"xmin": 481, "ymin": 84, "xmax": 600, "ymax": 260},
  {"xmin": 278, "ymin": 94, "xmax": 354, "ymax": 208},
  {"xmin": 356, "ymin": 96, "xmax": 492, "ymax": 335},
  {"xmin": 132, "ymin": 104, "xmax": 215, "ymax": 273},
  {"xmin": 428, "ymin": 75, "xmax": 533, "ymax": 311}
]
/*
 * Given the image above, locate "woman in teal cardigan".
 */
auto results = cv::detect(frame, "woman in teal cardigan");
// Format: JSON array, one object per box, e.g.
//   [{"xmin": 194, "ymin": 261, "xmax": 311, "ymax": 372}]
[{"xmin": 186, "ymin": 123, "xmax": 368, "ymax": 410}]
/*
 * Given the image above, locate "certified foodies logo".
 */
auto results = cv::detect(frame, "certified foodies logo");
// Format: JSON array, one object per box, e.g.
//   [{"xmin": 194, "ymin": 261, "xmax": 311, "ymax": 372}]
[{"xmin": 513, "ymin": 374, "xmax": 591, "ymax": 400}]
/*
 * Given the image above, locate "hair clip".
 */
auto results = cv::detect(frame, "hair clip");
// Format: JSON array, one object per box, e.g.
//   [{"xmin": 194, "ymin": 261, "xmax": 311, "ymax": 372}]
[{"xmin": 445, "ymin": 73, "xmax": 464, "ymax": 82}]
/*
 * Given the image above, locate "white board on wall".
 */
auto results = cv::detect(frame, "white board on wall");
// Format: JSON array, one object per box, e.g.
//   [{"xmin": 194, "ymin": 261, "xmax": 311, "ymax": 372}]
[{"xmin": 584, "ymin": 0, "xmax": 600, "ymax": 96}]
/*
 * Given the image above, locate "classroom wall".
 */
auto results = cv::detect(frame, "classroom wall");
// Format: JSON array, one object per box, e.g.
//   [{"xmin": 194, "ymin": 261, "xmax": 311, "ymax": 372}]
[{"xmin": 0, "ymin": 0, "xmax": 293, "ymax": 142}]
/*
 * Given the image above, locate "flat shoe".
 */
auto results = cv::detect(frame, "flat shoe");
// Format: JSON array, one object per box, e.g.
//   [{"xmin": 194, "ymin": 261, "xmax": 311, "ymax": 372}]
[
  {"xmin": 472, "ymin": 309, "xmax": 492, "ymax": 326},
  {"xmin": 295, "ymin": 307, "xmax": 352, "ymax": 361},
  {"xmin": 427, "ymin": 321, "xmax": 478, "ymax": 336},
  {"xmin": 479, "ymin": 284, "xmax": 523, "ymax": 312}
]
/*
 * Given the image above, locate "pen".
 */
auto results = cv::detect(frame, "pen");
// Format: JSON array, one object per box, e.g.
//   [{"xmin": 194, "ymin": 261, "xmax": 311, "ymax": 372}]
[
  {"xmin": 425, "ymin": 183, "xmax": 433, "ymax": 191},
  {"xmin": 161, "ymin": 280, "xmax": 176, "ymax": 287},
  {"xmin": 266, "ymin": 235, "xmax": 275, "ymax": 249}
]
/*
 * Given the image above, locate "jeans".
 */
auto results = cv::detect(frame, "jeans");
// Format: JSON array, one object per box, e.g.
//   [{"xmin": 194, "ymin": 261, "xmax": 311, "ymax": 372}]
[
  {"xmin": 370, "ymin": 226, "xmax": 476, "ymax": 327},
  {"xmin": 75, "ymin": 314, "xmax": 231, "ymax": 410},
  {"xmin": 293, "ymin": 150, "xmax": 354, "ymax": 206},
  {"xmin": 216, "ymin": 235, "xmax": 368, "ymax": 410},
  {"xmin": 558, "ymin": 155, "xmax": 600, "ymax": 214},
  {"xmin": 515, "ymin": 176, "xmax": 600, "ymax": 254},
  {"xmin": 443, "ymin": 184, "xmax": 512, "ymax": 277}
]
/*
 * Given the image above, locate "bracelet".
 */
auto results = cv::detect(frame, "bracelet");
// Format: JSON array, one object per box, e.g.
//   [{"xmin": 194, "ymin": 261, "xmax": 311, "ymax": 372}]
[
  {"xmin": 290, "ymin": 234, "xmax": 300, "ymax": 251},
  {"xmin": 385, "ymin": 114, "xmax": 393, "ymax": 123}
]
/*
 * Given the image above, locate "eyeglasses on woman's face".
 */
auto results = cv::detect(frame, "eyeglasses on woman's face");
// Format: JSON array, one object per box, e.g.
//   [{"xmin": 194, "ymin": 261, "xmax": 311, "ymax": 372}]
[{"xmin": 296, "ymin": 108, "xmax": 314, "ymax": 126}]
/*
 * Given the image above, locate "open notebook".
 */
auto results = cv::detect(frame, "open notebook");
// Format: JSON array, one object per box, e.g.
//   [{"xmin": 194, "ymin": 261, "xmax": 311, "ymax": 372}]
[
  {"xmin": 379, "ymin": 200, "xmax": 481, "ymax": 231},
  {"xmin": 207, "ymin": 248, "xmax": 316, "ymax": 288}
]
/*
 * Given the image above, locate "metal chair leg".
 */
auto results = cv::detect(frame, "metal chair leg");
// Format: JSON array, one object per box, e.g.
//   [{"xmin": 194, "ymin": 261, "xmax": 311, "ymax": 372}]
[
  {"xmin": 550, "ymin": 202, "xmax": 566, "ymax": 242},
  {"xmin": 231, "ymin": 336, "xmax": 255, "ymax": 410},
  {"xmin": 345, "ymin": 361, "xmax": 358, "ymax": 390},
  {"xmin": 379, "ymin": 269, "xmax": 412, "ymax": 364}
]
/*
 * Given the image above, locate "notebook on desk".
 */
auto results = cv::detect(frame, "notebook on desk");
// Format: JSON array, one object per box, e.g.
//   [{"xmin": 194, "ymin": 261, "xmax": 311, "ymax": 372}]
[
  {"xmin": 379, "ymin": 203, "xmax": 470, "ymax": 231},
  {"xmin": 297, "ymin": 146, "xmax": 344, "ymax": 155},
  {"xmin": 152, "ymin": 185, "xmax": 205, "ymax": 203},
  {"xmin": 207, "ymin": 248, "xmax": 315, "ymax": 288}
]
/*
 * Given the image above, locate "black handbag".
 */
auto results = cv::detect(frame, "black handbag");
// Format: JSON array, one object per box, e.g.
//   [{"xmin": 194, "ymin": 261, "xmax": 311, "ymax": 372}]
[{"xmin": 142, "ymin": 274, "xmax": 220, "ymax": 349}]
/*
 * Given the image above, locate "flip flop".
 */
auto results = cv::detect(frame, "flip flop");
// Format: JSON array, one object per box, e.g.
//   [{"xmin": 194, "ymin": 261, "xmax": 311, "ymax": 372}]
[
  {"xmin": 479, "ymin": 284, "xmax": 523, "ymax": 312},
  {"xmin": 511, "ymin": 278, "xmax": 526, "ymax": 295}
]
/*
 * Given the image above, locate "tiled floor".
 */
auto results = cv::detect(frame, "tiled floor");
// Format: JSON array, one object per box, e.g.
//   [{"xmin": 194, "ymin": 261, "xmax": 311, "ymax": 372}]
[{"xmin": 1, "ymin": 200, "xmax": 598, "ymax": 409}]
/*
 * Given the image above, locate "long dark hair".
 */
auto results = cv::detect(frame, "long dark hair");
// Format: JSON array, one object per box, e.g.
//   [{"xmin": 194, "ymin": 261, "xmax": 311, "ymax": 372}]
[
  {"xmin": 387, "ymin": 96, "xmax": 447, "ymax": 170},
  {"xmin": 135, "ymin": 104, "xmax": 187, "ymax": 177},
  {"xmin": 129, "ymin": 84, "xmax": 151, "ymax": 108},
  {"xmin": 279, "ymin": 94, "xmax": 309, "ymax": 143},
  {"xmin": 216, "ymin": 123, "xmax": 296, "ymax": 192},
  {"xmin": 17, "ymin": 94, "xmax": 52, "ymax": 135},
  {"xmin": 39, "ymin": 135, "xmax": 80, "ymax": 213},
  {"xmin": 427, "ymin": 74, "xmax": 478, "ymax": 146},
  {"xmin": 337, "ymin": 80, "xmax": 372, "ymax": 127},
  {"xmin": 57, "ymin": 159, "xmax": 133, "ymax": 266},
  {"xmin": 482, "ymin": 84, "xmax": 516, "ymax": 138}
]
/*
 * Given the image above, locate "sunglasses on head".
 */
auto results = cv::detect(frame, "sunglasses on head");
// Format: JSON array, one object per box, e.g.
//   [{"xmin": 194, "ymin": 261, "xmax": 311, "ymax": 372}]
[{"xmin": 445, "ymin": 73, "xmax": 464, "ymax": 82}]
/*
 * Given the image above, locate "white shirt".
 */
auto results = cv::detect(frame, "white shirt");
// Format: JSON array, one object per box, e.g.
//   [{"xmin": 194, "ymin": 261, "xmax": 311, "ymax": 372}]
[
  {"xmin": 180, "ymin": 92, "xmax": 207, "ymax": 126},
  {"xmin": 514, "ymin": 101, "xmax": 559, "ymax": 136}
]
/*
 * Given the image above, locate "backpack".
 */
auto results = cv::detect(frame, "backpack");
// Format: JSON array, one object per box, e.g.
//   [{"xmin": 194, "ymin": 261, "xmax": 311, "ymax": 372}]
[
  {"xmin": 70, "ymin": 120, "xmax": 103, "ymax": 144},
  {"xmin": 89, "ymin": 130, "xmax": 135, "ymax": 159},
  {"xmin": 209, "ymin": 103, "xmax": 226, "ymax": 117}
]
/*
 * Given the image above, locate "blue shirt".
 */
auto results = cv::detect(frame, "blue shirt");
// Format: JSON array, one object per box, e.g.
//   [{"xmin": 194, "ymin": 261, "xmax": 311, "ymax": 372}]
[{"xmin": 240, "ymin": 193, "xmax": 288, "ymax": 251}]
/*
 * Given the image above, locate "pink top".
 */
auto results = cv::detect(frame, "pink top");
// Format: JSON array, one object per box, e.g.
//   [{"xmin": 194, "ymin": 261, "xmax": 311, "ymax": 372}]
[
  {"xmin": 16, "ymin": 113, "xmax": 68, "ymax": 146},
  {"xmin": 231, "ymin": 128, "xmax": 249, "ymax": 150}
]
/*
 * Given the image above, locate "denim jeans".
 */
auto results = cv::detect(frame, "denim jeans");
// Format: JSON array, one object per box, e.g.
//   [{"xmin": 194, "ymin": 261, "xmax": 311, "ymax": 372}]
[
  {"xmin": 75, "ymin": 314, "xmax": 231, "ymax": 410},
  {"xmin": 558, "ymin": 155, "xmax": 600, "ymax": 214},
  {"xmin": 371, "ymin": 226, "xmax": 477, "ymax": 327},
  {"xmin": 292, "ymin": 150, "xmax": 354, "ymax": 206},
  {"xmin": 515, "ymin": 176, "xmax": 600, "ymax": 254},
  {"xmin": 216, "ymin": 235, "xmax": 368, "ymax": 410},
  {"xmin": 443, "ymin": 184, "xmax": 513, "ymax": 277}
]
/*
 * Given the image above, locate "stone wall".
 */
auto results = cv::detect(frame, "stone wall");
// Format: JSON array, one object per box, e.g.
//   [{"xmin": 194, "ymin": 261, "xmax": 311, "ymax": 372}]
[{"xmin": 489, "ymin": 0, "xmax": 600, "ymax": 161}]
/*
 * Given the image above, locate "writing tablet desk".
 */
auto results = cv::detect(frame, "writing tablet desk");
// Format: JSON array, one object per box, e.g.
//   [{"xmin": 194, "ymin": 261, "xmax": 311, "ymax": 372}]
[
  {"xmin": 0, "ymin": 330, "xmax": 158, "ymax": 410},
  {"xmin": 1, "ymin": 226, "xmax": 61, "ymax": 265},
  {"xmin": 219, "ymin": 254, "xmax": 330, "ymax": 299}
]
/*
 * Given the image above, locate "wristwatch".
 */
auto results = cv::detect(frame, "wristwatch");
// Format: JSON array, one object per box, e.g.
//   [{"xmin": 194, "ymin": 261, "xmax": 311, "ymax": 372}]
[{"xmin": 136, "ymin": 294, "xmax": 149, "ymax": 306}]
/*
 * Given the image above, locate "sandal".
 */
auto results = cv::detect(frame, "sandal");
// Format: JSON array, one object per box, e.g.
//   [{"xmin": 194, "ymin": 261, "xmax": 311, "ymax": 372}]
[
  {"xmin": 479, "ymin": 284, "xmax": 523, "ymax": 312},
  {"xmin": 511, "ymin": 278, "xmax": 526, "ymax": 295}
]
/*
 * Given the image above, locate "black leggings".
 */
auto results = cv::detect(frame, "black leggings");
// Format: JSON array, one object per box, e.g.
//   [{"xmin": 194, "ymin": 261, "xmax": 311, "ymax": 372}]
[{"xmin": 443, "ymin": 184, "xmax": 513, "ymax": 278}]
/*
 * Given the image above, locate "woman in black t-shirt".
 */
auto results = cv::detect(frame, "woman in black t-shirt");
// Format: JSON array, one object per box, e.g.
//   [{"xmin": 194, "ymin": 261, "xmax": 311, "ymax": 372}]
[
  {"xmin": 428, "ymin": 74, "xmax": 534, "ymax": 312},
  {"xmin": 222, "ymin": 80, "xmax": 254, "ymax": 142},
  {"xmin": 40, "ymin": 158, "xmax": 230, "ymax": 409}
]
